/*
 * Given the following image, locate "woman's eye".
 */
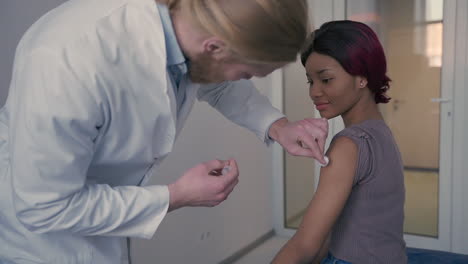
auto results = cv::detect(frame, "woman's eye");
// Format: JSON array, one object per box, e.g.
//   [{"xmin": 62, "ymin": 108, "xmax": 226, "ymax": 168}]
[{"xmin": 322, "ymin": 78, "xmax": 332, "ymax": 84}]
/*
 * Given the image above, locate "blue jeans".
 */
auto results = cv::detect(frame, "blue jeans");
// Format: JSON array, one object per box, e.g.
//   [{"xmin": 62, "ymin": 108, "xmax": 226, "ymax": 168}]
[{"xmin": 320, "ymin": 253, "xmax": 352, "ymax": 264}]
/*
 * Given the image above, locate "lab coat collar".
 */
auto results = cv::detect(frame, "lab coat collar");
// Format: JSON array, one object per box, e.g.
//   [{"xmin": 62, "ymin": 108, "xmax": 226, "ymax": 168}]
[{"xmin": 156, "ymin": 3, "xmax": 188, "ymax": 74}]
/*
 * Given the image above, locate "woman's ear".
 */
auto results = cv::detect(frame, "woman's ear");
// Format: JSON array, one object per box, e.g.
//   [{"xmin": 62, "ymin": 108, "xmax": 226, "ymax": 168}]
[{"xmin": 357, "ymin": 77, "xmax": 368, "ymax": 89}]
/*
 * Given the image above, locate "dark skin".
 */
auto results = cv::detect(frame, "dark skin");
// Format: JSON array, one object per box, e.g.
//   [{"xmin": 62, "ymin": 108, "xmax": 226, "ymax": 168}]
[{"xmin": 272, "ymin": 52, "xmax": 383, "ymax": 264}]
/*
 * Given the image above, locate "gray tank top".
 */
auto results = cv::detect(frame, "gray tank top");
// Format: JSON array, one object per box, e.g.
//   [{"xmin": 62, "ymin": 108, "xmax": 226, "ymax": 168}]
[{"xmin": 329, "ymin": 120, "xmax": 407, "ymax": 264}]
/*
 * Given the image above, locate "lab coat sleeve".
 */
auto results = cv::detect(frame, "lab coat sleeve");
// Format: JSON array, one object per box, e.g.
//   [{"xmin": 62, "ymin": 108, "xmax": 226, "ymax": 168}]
[
  {"xmin": 10, "ymin": 49, "xmax": 168, "ymax": 239},
  {"xmin": 197, "ymin": 80, "xmax": 285, "ymax": 145}
]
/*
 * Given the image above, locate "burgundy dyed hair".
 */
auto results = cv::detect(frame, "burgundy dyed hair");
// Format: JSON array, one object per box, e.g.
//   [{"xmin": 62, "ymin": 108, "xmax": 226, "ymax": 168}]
[{"xmin": 301, "ymin": 20, "xmax": 391, "ymax": 104}]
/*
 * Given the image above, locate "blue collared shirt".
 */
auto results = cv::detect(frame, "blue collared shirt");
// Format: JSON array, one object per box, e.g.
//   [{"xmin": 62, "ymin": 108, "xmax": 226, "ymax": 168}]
[{"xmin": 157, "ymin": 3, "xmax": 188, "ymax": 114}]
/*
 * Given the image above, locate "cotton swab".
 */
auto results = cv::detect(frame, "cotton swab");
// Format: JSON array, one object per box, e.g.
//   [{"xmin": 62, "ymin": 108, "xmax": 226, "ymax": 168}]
[{"xmin": 319, "ymin": 156, "xmax": 330, "ymax": 167}]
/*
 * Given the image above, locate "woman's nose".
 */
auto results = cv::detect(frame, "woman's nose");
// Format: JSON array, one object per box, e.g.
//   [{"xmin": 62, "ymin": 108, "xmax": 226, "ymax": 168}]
[{"xmin": 309, "ymin": 85, "xmax": 323, "ymax": 98}]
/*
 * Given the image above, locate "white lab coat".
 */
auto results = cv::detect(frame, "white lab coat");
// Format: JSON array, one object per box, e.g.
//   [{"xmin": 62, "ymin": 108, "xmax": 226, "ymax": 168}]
[{"xmin": 0, "ymin": 0, "xmax": 284, "ymax": 263}]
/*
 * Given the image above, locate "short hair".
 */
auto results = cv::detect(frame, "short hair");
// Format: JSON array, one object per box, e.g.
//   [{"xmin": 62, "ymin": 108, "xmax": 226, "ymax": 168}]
[
  {"xmin": 301, "ymin": 20, "xmax": 391, "ymax": 104},
  {"xmin": 157, "ymin": 0, "xmax": 309, "ymax": 64}
]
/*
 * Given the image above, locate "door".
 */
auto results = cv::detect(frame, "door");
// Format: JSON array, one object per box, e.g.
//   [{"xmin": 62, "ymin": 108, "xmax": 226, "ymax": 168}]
[{"xmin": 342, "ymin": 0, "xmax": 454, "ymax": 250}]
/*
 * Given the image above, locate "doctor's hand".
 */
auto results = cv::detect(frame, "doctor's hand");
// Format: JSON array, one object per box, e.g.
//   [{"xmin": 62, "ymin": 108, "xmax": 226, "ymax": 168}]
[
  {"xmin": 167, "ymin": 159, "xmax": 239, "ymax": 212},
  {"xmin": 269, "ymin": 117, "xmax": 328, "ymax": 164}
]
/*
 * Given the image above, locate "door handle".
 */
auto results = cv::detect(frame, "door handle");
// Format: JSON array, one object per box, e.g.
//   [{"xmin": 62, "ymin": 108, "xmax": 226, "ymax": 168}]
[{"xmin": 431, "ymin": 98, "xmax": 452, "ymax": 103}]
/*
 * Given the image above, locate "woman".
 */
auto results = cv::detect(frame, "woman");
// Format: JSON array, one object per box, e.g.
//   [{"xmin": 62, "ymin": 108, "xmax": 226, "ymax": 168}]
[{"xmin": 272, "ymin": 20, "xmax": 407, "ymax": 264}]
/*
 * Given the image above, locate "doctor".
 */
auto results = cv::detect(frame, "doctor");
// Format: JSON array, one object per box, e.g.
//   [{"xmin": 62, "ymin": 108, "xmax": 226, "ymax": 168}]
[{"xmin": 0, "ymin": 0, "xmax": 328, "ymax": 263}]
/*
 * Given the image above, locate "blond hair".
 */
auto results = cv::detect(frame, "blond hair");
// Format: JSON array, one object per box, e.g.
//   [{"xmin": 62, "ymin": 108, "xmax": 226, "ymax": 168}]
[{"xmin": 156, "ymin": 0, "xmax": 309, "ymax": 64}]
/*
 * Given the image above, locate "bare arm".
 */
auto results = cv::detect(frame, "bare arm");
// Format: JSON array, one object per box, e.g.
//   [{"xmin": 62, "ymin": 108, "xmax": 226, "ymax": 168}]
[
  {"xmin": 312, "ymin": 235, "xmax": 330, "ymax": 264},
  {"xmin": 272, "ymin": 136, "xmax": 357, "ymax": 264}
]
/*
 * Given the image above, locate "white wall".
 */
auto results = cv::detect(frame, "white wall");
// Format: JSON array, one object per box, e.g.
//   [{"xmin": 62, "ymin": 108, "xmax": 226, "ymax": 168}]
[
  {"xmin": 0, "ymin": 1, "xmax": 276, "ymax": 263},
  {"xmin": 283, "ymin": 58, "xmax": 315, "ymax": 224},
  {"xmin": 452, "ymin": 0, "xmax": 468, "ymax": 254},
  {"xmin": 459, "ymin": 56, "xmax": 468, "ymax": 253},
  {"xmin": 461, "ymin": 32, "xmax": 468, "ymax": 254}
]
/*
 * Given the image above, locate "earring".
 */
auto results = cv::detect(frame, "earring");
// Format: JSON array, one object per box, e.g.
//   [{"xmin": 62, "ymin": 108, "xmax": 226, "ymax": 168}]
[{"xmin": 360, "ymin": 81, "xmax": 365, "ymax": 87}]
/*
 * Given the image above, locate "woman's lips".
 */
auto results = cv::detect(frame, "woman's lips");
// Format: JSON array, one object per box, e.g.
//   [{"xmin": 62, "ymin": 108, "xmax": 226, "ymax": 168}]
[{"xmin": 314, "ymin": 103, "xmax": 329, "ymax": 111}]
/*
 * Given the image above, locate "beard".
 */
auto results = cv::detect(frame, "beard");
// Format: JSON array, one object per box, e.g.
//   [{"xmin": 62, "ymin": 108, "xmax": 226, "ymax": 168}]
[{"xmin": 188, "ymin": 53, "xmax": 229, "ymax": 84}]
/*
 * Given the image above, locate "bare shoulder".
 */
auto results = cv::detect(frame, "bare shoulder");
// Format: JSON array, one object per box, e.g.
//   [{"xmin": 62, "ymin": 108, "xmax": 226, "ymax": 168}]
[{"xmin": 324, "ymin": 136, "xmax": 358, "ymax": 173}]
